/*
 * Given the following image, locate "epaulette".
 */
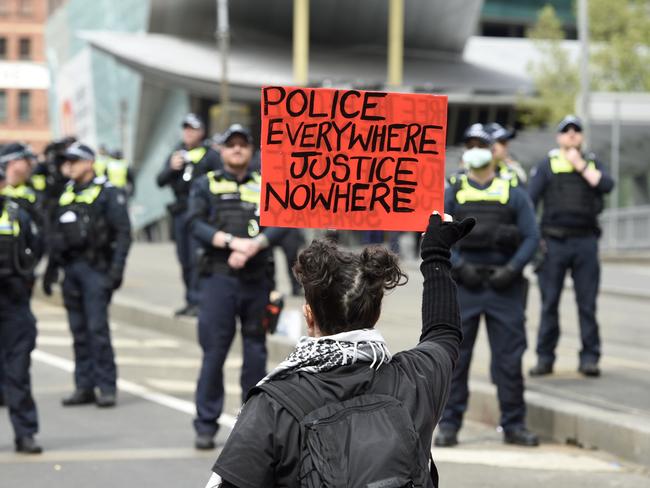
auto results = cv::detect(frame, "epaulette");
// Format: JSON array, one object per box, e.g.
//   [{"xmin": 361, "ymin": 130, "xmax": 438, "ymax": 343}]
[
  {"xmin": 93, "ymin": 175, "xmax": 109, "ymax": 185},
  {"xmin": 548, "ymin": 148, "xmax": 561, "ymax": 158}
]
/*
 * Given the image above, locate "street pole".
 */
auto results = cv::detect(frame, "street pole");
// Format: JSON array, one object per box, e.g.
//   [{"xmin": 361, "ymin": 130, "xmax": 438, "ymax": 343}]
[
  {"xmin": 387, "ymin": 0, "xmax": 404, "ymax": 88},
  {"xmin": 217, "ymin": 0, "xmax": 230, "ymax": 130},
  {"xmin": 293, "ymin": 0, "xmax": 309, "ymax": 86},
  {"xmin": 577, "ymin": 0, "xmax": 591, "ymax": 150}
]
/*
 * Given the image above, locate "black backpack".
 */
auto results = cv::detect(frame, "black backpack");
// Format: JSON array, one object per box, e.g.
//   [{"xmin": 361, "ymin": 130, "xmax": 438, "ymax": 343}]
[{"xmin": 254, "ymin": 379, "xmax": 438, "ymax": 488}]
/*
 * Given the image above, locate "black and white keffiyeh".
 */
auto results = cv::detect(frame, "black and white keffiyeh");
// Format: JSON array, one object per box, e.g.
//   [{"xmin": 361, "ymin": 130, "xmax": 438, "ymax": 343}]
[{"xmin": 257, "ymin": 329, "xmax": 392, "ymax": 386}]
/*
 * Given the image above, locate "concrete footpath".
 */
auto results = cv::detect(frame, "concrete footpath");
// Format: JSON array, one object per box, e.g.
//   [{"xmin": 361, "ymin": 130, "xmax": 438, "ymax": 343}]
[{"xmin": 37, "ymin": 242, "xmax": 650, "ymax": 468}]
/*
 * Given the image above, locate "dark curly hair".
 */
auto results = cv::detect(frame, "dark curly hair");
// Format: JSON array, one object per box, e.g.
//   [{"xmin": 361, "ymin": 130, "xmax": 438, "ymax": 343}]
[{"xmin": 293, "ymin": 239, "xmax": 408, "ymax": 335}]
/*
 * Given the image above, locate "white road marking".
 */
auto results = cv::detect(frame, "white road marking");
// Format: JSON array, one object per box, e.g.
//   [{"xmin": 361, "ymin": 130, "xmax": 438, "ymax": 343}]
[
  {"xmin": 31, "ymin": 349, "xmax": 237, "ymax": 430},
  {"xmin": 37, "ymin": 336, "xmax": 180, "ymax": 349},
  {"xmin": 116, "ymin": 356, "xmax": 201, "ymax": 367},
  {"xmin": 432, "ymin": 447, "xmax": 621, "ymax": 472},
  {"xmin": 0, "ymin": 447, "xmax": 215, "ymax": 464}
]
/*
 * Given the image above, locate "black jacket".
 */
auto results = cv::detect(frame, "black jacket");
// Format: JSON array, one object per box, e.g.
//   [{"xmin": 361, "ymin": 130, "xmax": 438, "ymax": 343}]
[
  {"xmin": 212, "ymin": 260, "xmax": 462, "ymax": 487},
  {"xmin": 156, "ymin": 143, "xmax": 222, "ymax": 209}
]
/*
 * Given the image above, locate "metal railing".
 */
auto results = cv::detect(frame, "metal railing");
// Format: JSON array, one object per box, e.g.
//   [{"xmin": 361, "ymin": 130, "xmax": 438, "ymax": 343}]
[{"xmin": 600, "ymin": 205, "xmax": 650, "ymax": 251}]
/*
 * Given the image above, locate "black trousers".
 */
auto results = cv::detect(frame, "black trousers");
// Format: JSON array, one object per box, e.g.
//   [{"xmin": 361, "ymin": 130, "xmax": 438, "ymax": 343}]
[
  {"xmin": 62, "ymin": 260, "xmax": 117, "ymax": 394},
  {"xmin": 0, "ymin": 278, "xmax": 38, "ymax": 439}
]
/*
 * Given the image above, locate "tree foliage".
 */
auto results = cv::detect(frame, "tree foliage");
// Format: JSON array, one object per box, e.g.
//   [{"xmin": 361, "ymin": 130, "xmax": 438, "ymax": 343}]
[
  {"xmin": 521, "ymin": 1, "xmax": 650, "ymax": 127},
  {"xmin": 519, "ymin": 5, "xmax": 578, "ymax": 127}
]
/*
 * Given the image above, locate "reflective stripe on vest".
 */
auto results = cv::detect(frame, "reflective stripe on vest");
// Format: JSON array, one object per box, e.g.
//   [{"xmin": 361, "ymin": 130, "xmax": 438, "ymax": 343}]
[
  {"xmin": 187, "ymin": 147, "xmax": 207, "ymax": 164},
  {"xmin": 0, "ymin": 206, "xmax": 20, "ymax": 236},
  {"xmin": 455, "ymin": 174, "xmax": 510, "ymax": 205},
  {"xmin": 550, "ymin": 153, "xmax": 596, "ymax": 174},
  {"xmin": 95, "ymin": 157, "xmax": 129, "ymax": 188},
  {"xmin": 59, "ymin": 183, "xmax": 103, "ymax": 206},
  {"xmin": 498, "ymin": 162, "xmax": 519, "ymax": 188},
  {"xmin": 30, "ymin": 174, "xmax": 46, "ymax": 191},
  {"xmin": 207, "ymin": 171, "xmax": 261, "ymax": 205},
  {"xmin": 1, "ymin": 184, "xmax": 36, "ymax": 203}
]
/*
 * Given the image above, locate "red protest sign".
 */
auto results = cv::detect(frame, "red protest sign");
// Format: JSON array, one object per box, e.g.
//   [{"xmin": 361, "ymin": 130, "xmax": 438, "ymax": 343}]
[{"xmin": 260, "ymin": 86, "xmax": 447, "ymax": 231}]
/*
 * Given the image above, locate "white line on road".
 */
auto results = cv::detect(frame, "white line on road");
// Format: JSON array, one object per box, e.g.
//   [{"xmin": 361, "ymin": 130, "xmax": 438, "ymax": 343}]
[
  {"xmin": 36, "ymin": 336, "xmax": 181, "ymax": 349},
  {"xmin": 31, "ymin": 349, "xmax": 237, "ymax": 430},
  {"xmin": 432, "ymin": 447, "xmax": 621, "ymax": 472}
]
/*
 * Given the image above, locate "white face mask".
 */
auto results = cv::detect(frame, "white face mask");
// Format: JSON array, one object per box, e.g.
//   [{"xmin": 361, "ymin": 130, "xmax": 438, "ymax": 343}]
[{"xmin": 462, "ymin": 147, "xmax": 493, "ymax": 169}]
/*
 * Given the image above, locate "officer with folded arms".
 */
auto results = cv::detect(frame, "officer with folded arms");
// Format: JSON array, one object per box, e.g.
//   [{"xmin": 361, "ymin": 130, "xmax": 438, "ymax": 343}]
[
  {"xmin": 157, "ymin": 114, "xmax": 222, "ymax": 317},
  {"xmin": 436, "ymin": 124, "xmax": 540, "ymax": 448},
  {"xmin": 528, "ymin": 115, "xmax": 615, "ymax": 378},
  {"xmin": 188, "ymin": 124, "xmax": 286, "ymax": 450},
  {"xmin": 43, "ymin": 143, "xmax": 132, "ymax": 408},
  {"xmin": 0, "ymin": 154, "xmax": 43, "ymax": 453}
]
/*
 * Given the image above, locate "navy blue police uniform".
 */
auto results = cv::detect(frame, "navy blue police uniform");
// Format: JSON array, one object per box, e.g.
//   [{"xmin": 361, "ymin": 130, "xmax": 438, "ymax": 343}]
[
  {"xmin": 0, "ymin": 194, "xmax": 43, "ymax": 452},
  {"xmin": 48, "ymin": 174, "xmax": 132, "ymax": 403},
  {"xmin": 188, "ymin": 168, "xmax": 285, "ymax": 441},
  {"xmin": 439, "ymin": 173, "xmax": 539, "ymax": 436},
  {"xmin": 156, "ymin": 141, "xmax": 222, "ymax": 313},
  {"xmin": 528, "ymin": 149, "xmax": 614, "ymax": 373}
]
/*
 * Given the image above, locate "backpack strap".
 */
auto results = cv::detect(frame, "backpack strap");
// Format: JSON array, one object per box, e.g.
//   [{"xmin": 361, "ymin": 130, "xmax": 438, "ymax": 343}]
[{"xmin": 250, "ymin": 380, "xmax": 322, "ymax": 421}]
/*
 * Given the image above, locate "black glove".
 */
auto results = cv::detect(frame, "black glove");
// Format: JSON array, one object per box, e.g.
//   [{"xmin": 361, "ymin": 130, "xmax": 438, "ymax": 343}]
[
  {"xmin": 455, "ymin": 262, "xmax": 483, "ymax": 289},
  {"xmin": 42, "ymin": 265, "xmax": 59, "ymax": 296},
  {"xmin": 108, "ymin": 267, "xmax": 124, "ymax": 291},
  {"xmin": 421, "ymin": 213, "xmax": 476, "ymax": 264},
  {"xmin": 488, "ymin": 265, "xmax": 519, "ymax": 290}
]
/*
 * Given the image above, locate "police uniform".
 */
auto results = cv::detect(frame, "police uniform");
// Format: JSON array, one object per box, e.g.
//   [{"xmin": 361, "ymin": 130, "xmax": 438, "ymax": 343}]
[
  {"xmin": 438, "ymin": 173, "xmax": 539, "ymax": 441},
  {"xmin": 157, "ymin": 136, "xmax": 222, "ymax": 314},
  {"xmin": 94, "ymin": 153, "xmax": 134, "ymax": 196},
  {"xmin": 48, "ymin": 171, "xmax": 132, "ymax": 403},
  {"xmin": 0, "ymin": 194, "xmax": 42, "ymax": 452},
  {"xmin": 188, "ymin": 168, "xmax": 285, "ymax": 442},
  {"xmin": 528, "ymin": 148, "xmax": 614, "ymax": 374}
]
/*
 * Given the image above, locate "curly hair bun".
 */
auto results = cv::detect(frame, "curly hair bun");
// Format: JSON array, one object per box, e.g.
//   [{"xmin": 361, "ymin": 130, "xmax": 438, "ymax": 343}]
[{"xmin": 359, "ymin": 246, "xmax": 409, "ymax": 290}]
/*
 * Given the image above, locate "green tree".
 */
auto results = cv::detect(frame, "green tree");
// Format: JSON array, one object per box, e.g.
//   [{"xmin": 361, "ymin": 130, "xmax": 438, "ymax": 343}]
[
  {"xmin": 519, "ymin": 5, "xmax": 579, "ymax": 127},
  {"xmin": 589, "ymin": 0, "xmax": 650, "ymax": 91}
]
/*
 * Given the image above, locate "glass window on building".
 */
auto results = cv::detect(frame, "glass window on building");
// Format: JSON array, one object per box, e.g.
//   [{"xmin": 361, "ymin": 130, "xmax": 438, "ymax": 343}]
[
  {"xmin": 18, "ymin": 91, "xmax": 31, "ymax": 121},
  {"xmin": 19, "ymin": 38, "xmax": 31, "ymax": 60},
  {"xmin": 18, "ymin": 0, "xmax": 33, "ymax": 16},
  {"xmin": 0, "ymin": 91, "xmax": 7, "ymax": 122},
  {"xmin": 0, "ymin": 37, "xmax": 6, "ymax": 59}
]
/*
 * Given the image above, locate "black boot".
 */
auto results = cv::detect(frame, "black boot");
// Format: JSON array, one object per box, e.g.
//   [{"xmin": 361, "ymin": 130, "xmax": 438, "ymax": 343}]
[
  {"xmin": 15, "ymin": 436, "xmax": 43, "ymax": 454},
  {"xmin": 503, "ymin": 428, "xmax": 539, "ymax": 447},
  {"xmin": 62, "ymin": 389, "xmax": 96, "ymax": 406},
  {"xmin": 434, "ymin": 427, "xmax": 458, "ymax": 447},
  {"xmin": 529, "ymin": 363, "xmax": 553, "ymax": 377},
  {"xmin": 578, "ymin": 363, "xmax": 601, "ymax": 377},
  {"xmin": 96, "ymin": 391, "xmax": 117, "ymax": 408},
  {"xmin": 194, "ymin": 434, "xmax": 216, "ymax": 450}
]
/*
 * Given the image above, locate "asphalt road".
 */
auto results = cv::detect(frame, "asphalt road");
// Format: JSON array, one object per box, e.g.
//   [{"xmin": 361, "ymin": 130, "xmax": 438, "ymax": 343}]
[{"xmin": 1, "ymin": 298, "xmax": 649, "ymax": 487}]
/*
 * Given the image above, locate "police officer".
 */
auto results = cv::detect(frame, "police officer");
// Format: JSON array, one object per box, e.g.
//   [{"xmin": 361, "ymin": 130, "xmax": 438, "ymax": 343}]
[
  {"xmin": 188, "ymin": 124, "xmax": 285, "ymax": 450},
  {"xmin": 0, "ymin": 155, "xmax": 43, "ymax": 453},
  {"xmin": 485, "ymin": 122, "xmax": 527, "ymax": 187},
  {"xmin": 43, "ymin": 143, "xmax": 132, "ymax": 407},
  {"xmin": 94, "ymin": 148, "xmax": 135, "ymax": 198},
  {"xmin": 157, "ymin": 114, "xmax": 222, "ymax": 317},
  {"xmin": 528, "ymin": 115, "xmax": 615, "ymax": 378},
  {"xmin": 435, "ymin": 124, "xmax": 540, "ymax": 448}
]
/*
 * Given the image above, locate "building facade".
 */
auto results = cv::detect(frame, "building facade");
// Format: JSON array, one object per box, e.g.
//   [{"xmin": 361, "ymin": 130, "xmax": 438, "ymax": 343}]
[{"xmin": 0, "ymin": 0, "xmax": 50, "ymax": 152}]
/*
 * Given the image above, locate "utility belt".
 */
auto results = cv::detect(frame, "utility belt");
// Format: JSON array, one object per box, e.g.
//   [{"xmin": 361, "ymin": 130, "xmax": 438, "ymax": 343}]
[
  {"xmin": 197, "ymin": 252, "xmax": 273, "ymax": 282},
  {"xmin": 166, "ymin": 198, "xmax": 188, "ymax": 216},
  {"xmin": 542, "ymin": 225, "xmax": 598, "ymax": 240}
]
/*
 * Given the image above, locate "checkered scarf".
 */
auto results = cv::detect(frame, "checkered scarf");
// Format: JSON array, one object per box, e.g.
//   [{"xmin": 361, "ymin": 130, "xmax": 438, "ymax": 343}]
[{"xmin": 258, "ymin": 329, "xmax": 392, "ymax": 386}]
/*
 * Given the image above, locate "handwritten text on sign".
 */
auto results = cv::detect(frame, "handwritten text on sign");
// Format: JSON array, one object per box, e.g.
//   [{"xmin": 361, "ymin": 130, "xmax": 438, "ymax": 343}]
[{"xmin": 260, "ymin": 86, "xmax": 447, "ymax": 231}]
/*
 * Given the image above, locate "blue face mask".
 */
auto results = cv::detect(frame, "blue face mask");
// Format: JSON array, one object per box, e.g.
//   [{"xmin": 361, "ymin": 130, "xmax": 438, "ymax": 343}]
[{"xmin": 462, "ymin": 148, "xmax": 493, "ymax": 169}]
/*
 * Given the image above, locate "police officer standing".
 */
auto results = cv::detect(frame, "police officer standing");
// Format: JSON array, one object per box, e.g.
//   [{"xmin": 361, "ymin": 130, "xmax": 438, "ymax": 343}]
[
  {"xmin": 528, "ymin": 115, "xmax": 615, "ymax": 378},
  {"xmin": 157, "ymin": 114, "xmax": 222, "ymax": 317},
  {"xmin": 435, "ymin": 124, "xmax": 540, "ymax": 447},
  {"xmin": 188, "ymin": 124, "xmax": 285, "ymax": 450},
  {"xmin": 0, "ymin": 152, "xmax": 43, "ymax": 453},
  {"xmin": 43, "ymin": 143, "xmax": 132, "ymax": 407},
  {"xmin": 94, "ymin": 148, "xmax": 135, "ymax": 198}
]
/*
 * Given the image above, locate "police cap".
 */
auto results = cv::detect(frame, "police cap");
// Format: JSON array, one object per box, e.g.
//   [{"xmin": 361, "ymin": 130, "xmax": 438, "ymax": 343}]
[
  {"xmin": 220, "ymin": 124, "xmax": 253, "ymax": 145},
  {"xmin": 463, "ymin": 123, "xmax": 493, "ymax": 146},
  {"xmin": 557, "ymin": 115, "xmax": 583, "ymax": 133},
  {"xmin": 182, "ymin": 113, "xmax": 204, "ymax": 130},
  {"xmin": 63, "ymin": 142, "xmax": 96, "ymax": 162},
  {"xmin": 485, "ymin": 122, "xmax": 515, "ymax": 142},
  {"xmin": 0, "ymin": 142, "xmax": 36, "ymax": 165}
]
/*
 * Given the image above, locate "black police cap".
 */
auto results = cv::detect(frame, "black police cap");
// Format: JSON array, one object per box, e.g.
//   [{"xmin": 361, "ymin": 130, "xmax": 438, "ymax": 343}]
[
  {"xmin": 182, "ymin": 113, "xmax": 204, "ymax": 130},
  {"xmin": 557, "ymin": 115, "xmax": 583, "ymax": 133},
  {"xmin": 220, "ymin": 124, "xmax": 253, "ymax": 145},
  {"xmin": 63, "ymin": 142, "xmax": 96, "ymax": 162},
  {"xmin": 0, "ymin": 142, "xmax": 35, "ymax": 164}
]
